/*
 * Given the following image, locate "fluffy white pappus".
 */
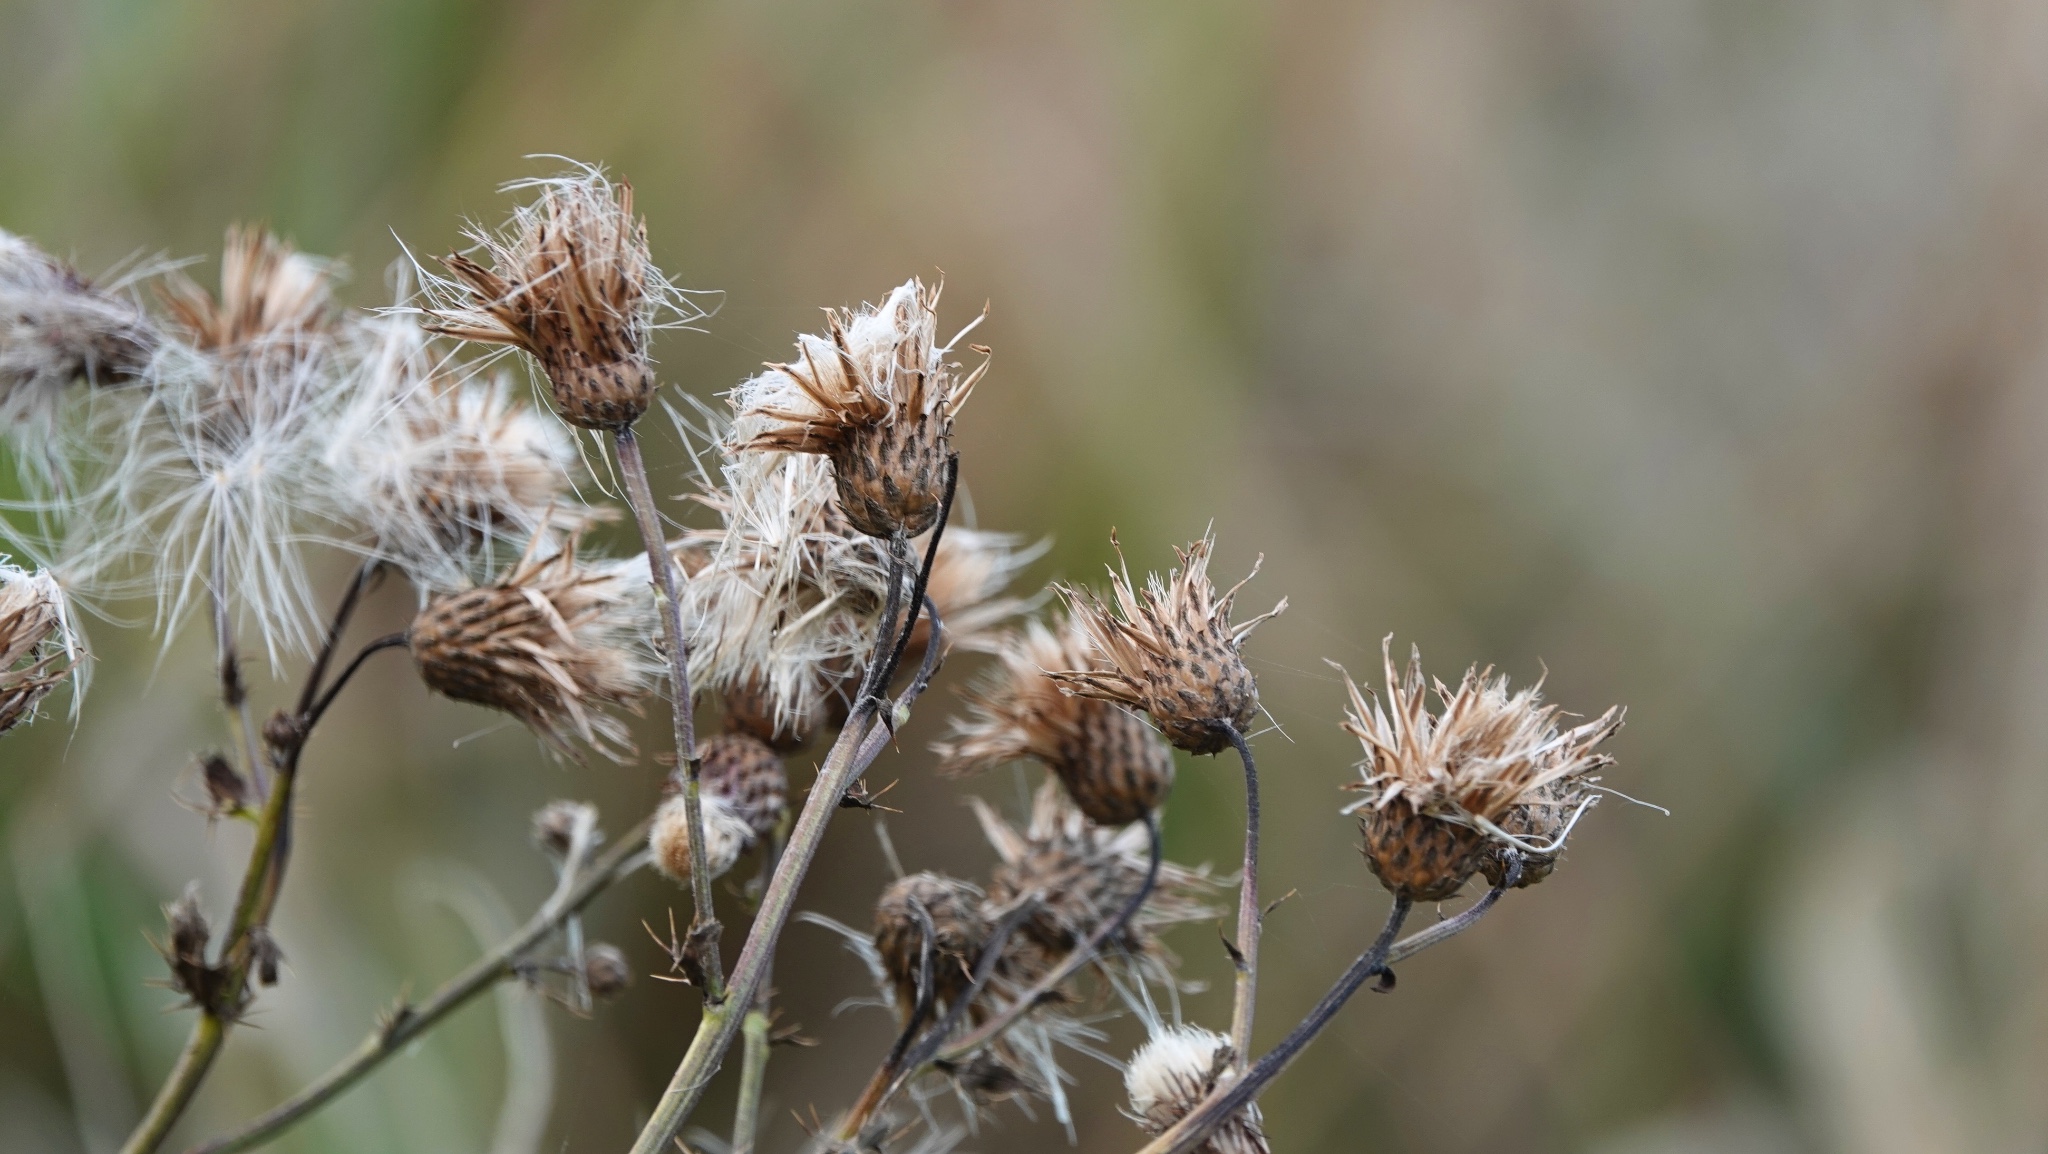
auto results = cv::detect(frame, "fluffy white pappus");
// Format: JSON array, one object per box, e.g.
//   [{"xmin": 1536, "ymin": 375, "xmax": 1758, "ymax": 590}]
[
  {"xmin": 0, "ymin": 559, "xmax": 89, "ymax": 732},
  {"xmin": 648, "ymin": 791, "xmax": 751, "ymax": 884},
  {"xmin": 326, "ymin": 313, "xmax": 581, "ymax": 592},
  {"xmin": 0, "ymin": 230, "xmax": 160, "ymax": 478},
  {"xmin": 1124, "ymin": 1026, "xmax": 1267, "ymax": 1153},
  {"xmin": 678, "ymin": 447, "xmax": 895, "ymax": 733}
]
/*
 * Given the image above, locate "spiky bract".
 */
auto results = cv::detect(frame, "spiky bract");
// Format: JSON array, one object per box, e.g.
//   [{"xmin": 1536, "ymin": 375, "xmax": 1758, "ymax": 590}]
[
  {"xmin": 1339, "ymin": 638, "xmax": 1623, "ymax": 899},
  {"xmin": 695, "ymin": 730, "xmax": 787, "ymax": 842},
  {"xmin": 935, "ymin": 616, "xmax": 1176, "ymax": 826},
  {"xmin": 1050, "ymin": 531, "xmax": 1285, "ymax": 755},
  {"xmin": 731, "ymin": 278, "xmax": 986, "ymax": 538}
]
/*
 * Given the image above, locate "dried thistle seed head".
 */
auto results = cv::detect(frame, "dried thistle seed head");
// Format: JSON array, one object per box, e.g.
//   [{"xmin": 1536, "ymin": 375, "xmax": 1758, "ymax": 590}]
[
  {"xmin": 154, "ymin": 882, "xmax": 236, "ymax": 1014},
  {"xmin": 0, "ymin": 229, "xmax": 158, "ymax": 442},
  {"xmin": 973, "ymin": 781, "xmax": 1218, "ymax": 963},
  {"xmin": 422, "ymin": 164, "xmax": 701, "ymax": 430},
  {"xmin": 1050, "ymin": 530, "xmax": 1285, "ymax": 756},
  {"xmin": 0, "ymin": 562, "xmax": 84, "ymax": 735},
  {"xmin": 731, "ymin": 278, "xmax": 987, "ymax": 538},
  {"xmin": 408, "ymin": 539, "xmax": 654, "ymax": 762},
  {"xmin": 935, "ymin": 616, "xmax": 1176, "ymax": 826},
  {"xmin": 679, "ymin": 447, "xmax": 894, "ymax": 727},
  {"xmin": 1124, "ymin": 1026, "xmax": 1268, "ymax": 1154},
  {"xmin": 718, "ymin": 676, "xmax": 819, "ymax": 752},
  {"xmin": 531, "ymin": 799, "xmax": 598, "ymax": 858},
  {"xmin": 694, "ymin": 731, "xmax": 787, "ymax": 841},
  {"xmin": 648, "ymin": 791, "xmax": 752, "ymax": 885},
  {"xmin": 1477, "ymin": 776, "xmax": 1595, "ymax": 889},
  {"xmin": 582, "ymin": 943, "xmax": 632, "ymax": 999},
  {"xmin": 331, "ymin": 316, "xmax": 580, "ymax": 588},
  {"xmin": 873, "ymin": 872, "xmax": 989, "ymax": 1016},
  {"xmin": 900, "ymin": 526, "xmax": 1046, "ymax": 666},
  {"xmin": 1339, "ymin": 638, "xmax": 1623, "ymax": 901}
]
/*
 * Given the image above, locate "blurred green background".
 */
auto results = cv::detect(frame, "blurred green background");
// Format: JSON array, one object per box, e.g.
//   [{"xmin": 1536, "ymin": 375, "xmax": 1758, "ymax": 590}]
[{"xmin": 5, "ymin": 1, "xmax": 2044, "ymax": 1152}]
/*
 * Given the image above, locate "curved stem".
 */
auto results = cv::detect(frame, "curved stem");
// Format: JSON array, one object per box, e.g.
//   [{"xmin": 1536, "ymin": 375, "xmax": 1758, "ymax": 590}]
[
  {"xmin": 1223, "ymin": 721, "xmax": 1260, "ymax": 1066},
  {"xmin": 182, "ymin": 819, "xmax": 653, "ymax": 1154},
  {"xmin": 614, "ymin": 427, "xmax": 722, "ymax": 1001},
  {"xmin": 303, "ymin": 633, "xmax": 407, "ymax": 730}
]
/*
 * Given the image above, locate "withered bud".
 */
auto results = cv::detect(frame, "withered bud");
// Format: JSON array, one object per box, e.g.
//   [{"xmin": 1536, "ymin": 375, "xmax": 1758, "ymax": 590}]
[
  {"xmin": 532, "ymin": 799, "xmax": 599, "ymax": 859},
  {"xmin": 425, "ymin": 167, "xmax": 684, "ymax": 430},
  {"xmin": 873, "ymin": 872, "xmax": 988, "ymax": 1017},
  {"xmin": 199, "ymin": 754, "xmax": 251, "ymax": 816},
  {"xmin": 1, "ymin": 564, "xmax": 82, "ymax": 736},
  {"xmin": 408, "ymin": 539, "xmax": 653, "ymax": 762},
  {"xmin": 694, "ymin": 732, "xmax": 787, "ymax": 842},
  {"xmin": 648, "ymin": 792, "xmax": 752, "ymax": 886},
  {"xmin": 1340, "ymin": 638, "xmax": 1623, "ymax": 901},
  {"xmin": 582, "ymin": 943, "xmax": 632, "ymax": 999},
  {"xmin": 262, "ymin": 708, "xmax": 304, "ymax": 754},
  {"xmin": 247, "ymin": 925, "xmax": 284, "ymax": 987},
  {"xmin": 935, "ymin": 615, "xmax": 1175, "ymax": 826},
  {"xmin": 1124, "ymin": 1026, "xmax": 1269, "ymax": 1154},
  {"xmin": 1050, "ymin": 531, "xmax": 1285, "ymax": 756},
  {"xmin": 155, "ymin": 883, "xmax": 234, "ymax": 1014},
  {"xmin": 732, "ymin": 278, "xmax": 987, "ymax": 538},
  {"xmin": 1, "ymin": 229, "xmax": 157, "ymax": 430}
]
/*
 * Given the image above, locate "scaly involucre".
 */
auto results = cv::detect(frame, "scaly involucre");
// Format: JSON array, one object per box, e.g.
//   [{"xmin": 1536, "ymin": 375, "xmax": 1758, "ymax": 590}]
[
  {"xmin": 328, "ymin": 313, "xmax": 580, "ymax": 590},
  {"xmin": 1339, "ymin": 637, "xmax": 1624, "ymax": 899},
  {"xmin": 407, "ymin": 536, "xmax": 655, "ymax": 762},
  {"xmin": 1050, "ymin": 530, "xmax": 1285, "ymax": 755},
  {"xmin": 934, "ymin": 615, "xmax": 1177, "ymax": 826},
  {"xmin": 70, "ymin": 226, "xmax": 347, "ymax": 661},
  {"xmin": 420, "ymin": 162, "xmax": 704, "ymax": 430},
  {"xmin": 0, "ymin": 230, "xmax": 158, "ymax": 456},
  {"xmin": 1124, "ymin": 1026, "xmax": 1269, "ymax": 1154},
  {"xmin": 678, "ymin": 447, "xmax": 894, "ymax": 737},
  {"xmin": 0, "ymin": 561, "xmax": 85, "ymax": 735},
  {"xmin": 731, "ymin": 277, "xmax": 987, "ymax": 538}
]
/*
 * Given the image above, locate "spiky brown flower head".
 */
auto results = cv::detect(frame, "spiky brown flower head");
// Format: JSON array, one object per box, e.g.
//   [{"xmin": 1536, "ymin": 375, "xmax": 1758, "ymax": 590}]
[
  {"xmin": 408, "ymin": 537, "xmax": 655, "ymax": 762},
  {"xmin": 1049, "ymin": 530, "xmax": 1286, "ymax": 756},
  {"xmin": 649, "ymin": 790, "xmax": 752, "ymax": 885},
  {"xmin": 1339, "ymin": 638, "xmax": 1623, "ymax": 901},
  {"xmin": 423, "ymin": 166, "xmax": 699, "ymax": 431},
  {"xmin": 874, "ymin": 871, "xmax": 989, "ymax": 1017},
  {"xmin": 159, "ymin": 225, "xmax": 337, "ymax": 443},
  {"xmin": 583, "ymin": 943, "xmax": 632, "ymax": 999},
  {"xmin": 0, "ymin": 230, "xmax": 158, "ymax": 440},
  {"xmin": 688, "ymin": 730, "xmax": 787, "ymax": 842},
  {"xmin": 898, "ymin": 525, "xmax": 1046, "ymax": 667},
  {"xmin": 0, "ymin": 562, "xmax": 84, "ymax": 736},
  {"xmin": 731, "ymin": 277, "xmax": 988, "ymax": 539},
  {"xmin": 1124, "ymin": 1026, "xmax": 1269, "ymax": 1154},
  {"xmin": 331, "ymin": 316, "xmax": 580, "ymax": 586},
  {"xmin": 973, "ymin": 781, "xmax": 1219, "ymax": 963},
  {"xmin": 935, "ymin": 615, "xmax": 1176, "ymax": 826}
]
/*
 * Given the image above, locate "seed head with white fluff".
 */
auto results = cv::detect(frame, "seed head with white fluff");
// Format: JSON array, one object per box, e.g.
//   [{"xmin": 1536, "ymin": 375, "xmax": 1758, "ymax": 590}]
[{"xmin": 1124, "ymin": 1026, "xmax": 1268, "ymax": 1154}]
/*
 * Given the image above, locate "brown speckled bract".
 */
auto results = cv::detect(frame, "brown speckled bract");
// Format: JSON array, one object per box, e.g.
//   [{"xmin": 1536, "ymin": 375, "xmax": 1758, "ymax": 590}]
[
  {"xmin": 1358, "ymin": 798, "xmax": 1485, "ymax": 902},
  {"xmin": 873, "ymin": 872, "xmax": 988, "ymax": 1016},
  {"xmin": 694, "ymin": 731, "xmax": 787, "ymax": 842},
  {"xmin": 1477, "ymin": 778, "xmax": 1596, "ymax": 889},
  {"xmin": 831, "ymin": 408, "xmax": 950, "ymax": 538}
]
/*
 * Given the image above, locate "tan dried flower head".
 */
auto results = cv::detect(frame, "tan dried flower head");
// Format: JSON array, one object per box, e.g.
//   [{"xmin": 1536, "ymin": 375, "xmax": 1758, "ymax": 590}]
[
  {"xmin": 424, "ymin": 165, "xmax": 697, "ymax": 430},
  {"xmin": 1, "ymin": 230, "xmax": 158, "ymax": 441},
  {"xmin": 1, "ymin": 563, "xmax": 84, "ymax": 735},
  {"xmin": 935, "ymin": 616, "xmax": 1176, "ymax": 826},
  {"xmin": 649, "ymin": 791, "xmax": 752, "ymax": 886},
  {"xmin": 1339, "ymin": 638, "xmax": 1623, "ymax": 901},
  {"xmin": 1124, "ymin": 1026, "xmax": 1269, "ymax": 1154},
  {"xmin": 973, "ymin": 781, "xmax": 1218, "ymax": 964},
  {"xmin": 693, "ymin": 731, "xmax": 787, "ymax": 843},
  {"xmin": 732, "ymin": 278, "xmax": 987, "ymax": 538},
  {"xmin": 159, "ymin": 225, "xmax": 337, "ymax": 439},
  {"xmin": 874, "ymin": 871, "xmax": 988, "ymax": 1018},
  {"xmin": 1050, "ymin": 530, "xmax": 1286, "ymax": 756},
  {"xmin": 407, "ymin": 538, "xmax": 654, "ymax": 761}
]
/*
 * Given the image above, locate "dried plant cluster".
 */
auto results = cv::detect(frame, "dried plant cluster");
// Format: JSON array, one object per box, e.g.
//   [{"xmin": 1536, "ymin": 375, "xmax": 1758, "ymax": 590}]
[{"xmin": 0, "ymin": 159, "xmax": 1631, "ymax": 1154}]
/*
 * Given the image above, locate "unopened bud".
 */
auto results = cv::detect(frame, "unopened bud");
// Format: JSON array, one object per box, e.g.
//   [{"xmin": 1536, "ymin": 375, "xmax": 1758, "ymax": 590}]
[
  {"xmin": 199, "ymin": 753, "xmax": 250, "ymax": 816},
  {"xmin": 532, "ymin": 800, "xmax": 598, "ymax": 859},
  {"xmin": 583, "ymin": 943, "xmax": 632, "ymax": 999}
]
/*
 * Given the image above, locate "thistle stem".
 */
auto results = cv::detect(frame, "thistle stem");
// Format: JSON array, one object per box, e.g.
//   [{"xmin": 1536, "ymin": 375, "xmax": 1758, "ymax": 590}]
[
  {"xmin": 182, "ymin": 819, "xmax": 653, "ymax": 1154},
  {"xmin": 1223, "ymin": 720, "xmax": 1260, "ymax": 1066},
  {"xmin": 729, "ymin": 829, "xmax": 785, "ymax": 1154},
  {"xmin": 613, "ymin": 426, "xmax": 722, "ymax": 1001},
  {"xmin": 210, "ymin": 537, "xmax": 265, "ymax": 800}
]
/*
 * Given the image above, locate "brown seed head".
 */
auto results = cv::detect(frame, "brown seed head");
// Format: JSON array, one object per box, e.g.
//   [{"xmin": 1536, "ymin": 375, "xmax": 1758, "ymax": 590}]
[
  {"xmin": 732, "ymin": 278, "xmax": 987, "ymax": 538},
  {"xmin": 159, "ymin": 226, "xmax": 337, "ymax": 441},
  {"xmin": 424, "ymin": 167, "xmax": 688, "ymax": 430},
  {"xmin": 935, "ymin": 615, "xmax": 1176, "ymax": 825},
  {"xmin": 873, "ymin": 871, "xmax": 988, "ymax": 1017},
  {"xmin": 692, "ymin": 731, "xmax": 787, "ymax": 842},
  {"xmin": 648, "ymin": 791, "xmax": 752, "ymax": 885},
  {"xmin": 1339, "ymin": 638, "xmax": 1623, "ymax": 900},
  {"xmin": 1050, "ymin": 530, "xmax": 1285, "ymax": 756},
  {"xmin": 582, "ymin": 943, "xmax": 632, "ymax": 999},
  {"xmin": 1, "ymin": 230, "xmax": 158, "ymax": 433},
  {"xmin": 408, "ymin": 539, "xmax": 653, "ymax": 761},
  {"xmin": 1123, "ymin": 1026, "xmax": 1269, "ymax": 1154},
  {"xmin": 1, "ymin": 564, "xmax": 81, "ymax": 736}
]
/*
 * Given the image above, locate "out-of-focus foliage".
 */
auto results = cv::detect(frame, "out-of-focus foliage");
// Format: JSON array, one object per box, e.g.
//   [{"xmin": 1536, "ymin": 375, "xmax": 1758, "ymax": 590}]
[{"xmin": 5, "ymin": 1, "xmax": 2047, "ymax": 1152}]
